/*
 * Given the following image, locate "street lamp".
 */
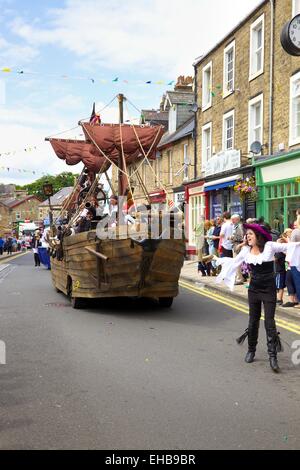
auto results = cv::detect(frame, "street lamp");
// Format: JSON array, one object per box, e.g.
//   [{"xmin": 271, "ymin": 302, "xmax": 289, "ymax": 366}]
[{"xmin": 43, "ymin": 182, "xmax": 54, "ymax": 226}]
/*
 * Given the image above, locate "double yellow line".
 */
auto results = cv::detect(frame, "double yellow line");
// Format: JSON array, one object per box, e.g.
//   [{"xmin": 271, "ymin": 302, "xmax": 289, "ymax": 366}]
[{"xmin": 179, "ymin": 279, "xmax": 300, "ymax": 336}]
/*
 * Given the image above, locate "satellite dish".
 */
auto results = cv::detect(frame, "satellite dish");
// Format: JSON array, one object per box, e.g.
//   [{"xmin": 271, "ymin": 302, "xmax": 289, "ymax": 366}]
[
  {"xmin": 190, "ymin": 103, "xmax": 199, "ymax": 113},
  {"xmin": 250, "ymin": 141, "xmax": 262, "ymax": 154}
]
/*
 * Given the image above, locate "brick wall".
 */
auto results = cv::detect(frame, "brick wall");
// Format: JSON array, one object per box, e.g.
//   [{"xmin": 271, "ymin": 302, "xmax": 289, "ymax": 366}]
[{"xmin": 195, "ymin": 0, "xmax": 300, "ymax": 174}]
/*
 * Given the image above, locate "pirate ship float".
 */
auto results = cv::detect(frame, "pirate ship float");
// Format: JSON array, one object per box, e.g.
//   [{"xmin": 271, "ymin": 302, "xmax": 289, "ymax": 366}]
[{"xmin": 46, "ymin": 95, "xmax": 185, "ymax": 309}]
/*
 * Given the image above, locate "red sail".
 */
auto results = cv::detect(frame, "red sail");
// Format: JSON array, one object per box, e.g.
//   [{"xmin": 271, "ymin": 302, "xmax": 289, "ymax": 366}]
[
  {"xmin": 81, "ymin": 123, "xmax": 164, "ymax": 165},
  {"xmin": 48, "ymin": 139, "xmax": 111, "ymax": 173}
]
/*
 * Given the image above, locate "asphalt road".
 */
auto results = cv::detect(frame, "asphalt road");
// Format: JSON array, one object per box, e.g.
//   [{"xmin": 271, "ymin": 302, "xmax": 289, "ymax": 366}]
[{"xmin": 1, "ymin": 252, "xmax": 300, "ymax": 450}]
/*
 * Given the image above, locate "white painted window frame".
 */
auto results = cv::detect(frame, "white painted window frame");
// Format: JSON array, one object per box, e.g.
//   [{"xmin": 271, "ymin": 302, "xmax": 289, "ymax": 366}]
[
  {"xmin": 248, "ymin": 94, "xmax": 264, "ymax": 151},
  {"xmin": 202, "ymin": 122, "xmax": 212, "ymax": 170},
  {"xmin": 249, "ymin": 14, "xmax": 264, "ymax": 81},
  {"xmin": 168, "ymin": 150, "xmax": 173, "ymax": 185},
  {"xmin": 183, "ymin": 143, "xmax": 189, "ymax": 181},
  {"xmin": 289, "ymin": 70, "xmax": 300, "ymax": 147},
  {"xmin": 202, "ymin": 61, "xmax": 213, "ymax": 111},
  {"xmin": 293, "ymin": 0, "xmax": 300, "ymax": 16},
  {"xmin": 223, "ymin": 40, "xmax": 235, "ymax": 98},
  {"xmin": 222, "ymin": 109, "xmax": 235, "ymax": 151}
]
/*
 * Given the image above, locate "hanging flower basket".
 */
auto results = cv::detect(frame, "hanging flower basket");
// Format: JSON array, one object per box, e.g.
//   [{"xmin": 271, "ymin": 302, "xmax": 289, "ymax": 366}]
[{"xmin": 233, "ymin": 176, "xmax": 258, "ymax": 202}]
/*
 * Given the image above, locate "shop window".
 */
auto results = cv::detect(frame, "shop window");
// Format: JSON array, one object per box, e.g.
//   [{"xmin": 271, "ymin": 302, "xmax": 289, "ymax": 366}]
[
  {"xmin": 290, "ymin": 71, "xmax": 300, "ymax": 146},
  {"xmin": 249, "ymin": 14, "xmax": 264, "ymax": 80},
  {"xmin": 202, "ymin": 62, "xmax": 212, "ymax": 111},
  {"xmin": 269, "ymin": 200, "xmax": 284, "ymax": 232},
  {"xmin": 189, "ymin": 195, "xmax": 205, "ymax": 246}
]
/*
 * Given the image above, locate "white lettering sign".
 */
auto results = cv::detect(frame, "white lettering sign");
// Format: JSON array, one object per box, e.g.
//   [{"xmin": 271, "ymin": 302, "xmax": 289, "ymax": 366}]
[{"xmin": 205, "ymin": 149, "xmax": 241, "ymax": 177}]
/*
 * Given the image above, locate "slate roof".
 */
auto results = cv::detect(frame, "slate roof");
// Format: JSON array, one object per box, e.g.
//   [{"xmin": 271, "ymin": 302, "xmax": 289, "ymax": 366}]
[
  {"xmin": 0, "ymin": 195, "xmax": 41, "ymax": 209},
  {"xmin": 166, "ymin": 91, "xmax": 194, "ymax": 106},
  {"xmin": 158, "ymin": 117, "xmax": 194, "ymax": 149},
  {"xmin": 40, "ymin": 187, "xmax": 73, "ymax": 206},
  {"xmin": 141, "ymin": 109, "xmax": 168, "ymax": 122}
]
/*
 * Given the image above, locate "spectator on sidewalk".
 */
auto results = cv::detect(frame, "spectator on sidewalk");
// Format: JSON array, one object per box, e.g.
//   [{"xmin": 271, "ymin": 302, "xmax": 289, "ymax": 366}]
[
  {"xmin": 197, "ymin": 220, "xmax": 213, "ymax": 277},
  {"xmin": 281, "ymin": 229, "xmax": 299, "ymax": 307},
  {"xmin": 291, "ymin": 215, "xmax": 300, "ymax": 309},
  {"xmin": 194, "ymin": 215, "xmax": 205, "ymax": 273},
  {"xmin": 230, "ymin": 214, "xmax": 245, "ymax": 285},
  {"xmin": 220, "ymin": 211, "xmax": 233, "ymax": 258},
  {"xmin": 31, "ymin": 232, "xmax": 41, "ymax": 267},
  {"xmin": 0, "ymin": 236, "xmax": 4, "ymax": 255},
  {"xmin": 6, "ymin": 237, "xmax": 13, "ymax": 255},
  {"xmin": 275, "ymin": 250, "xmax": 286, "ymax": 306}
]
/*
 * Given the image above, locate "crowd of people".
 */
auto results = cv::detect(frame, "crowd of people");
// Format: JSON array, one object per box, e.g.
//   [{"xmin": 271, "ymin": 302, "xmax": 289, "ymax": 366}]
[
  {"xmin": 195, "ymin": 209, "xmax": 300, "ymax": 373},
  {"xmin": 0, "ymin": 236, "xmax": 25, "ymax": 256}
]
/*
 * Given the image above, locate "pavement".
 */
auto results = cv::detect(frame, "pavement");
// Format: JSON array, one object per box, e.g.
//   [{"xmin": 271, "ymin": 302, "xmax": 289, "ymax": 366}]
[
  {"xmin": 180, "ymin": 260, "xmax": 300, "ymax": 321},
  {"xmin": 1, "ymin": 253, "xmax": 300, "ymax": 450}
]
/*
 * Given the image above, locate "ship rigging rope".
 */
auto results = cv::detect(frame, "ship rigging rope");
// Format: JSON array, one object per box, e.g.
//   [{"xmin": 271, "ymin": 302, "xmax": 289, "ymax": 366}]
[
  {"xmin": 131, "ymin": 124, "xmax": 183, "ymax": 214},
  {"xmin": 81, "ymin": 120, "xmax": 162, "ymax": 182},
  {"xmin": 53, "ymin": 167, "xmax": 85, "ymax": 224},
  {"xmin": 46, "ymin": 95, "xmax": 119, "ymax": 139},
  {"xmin": 125, "ymin": 102, "xmax": 182, "ymax": 213},
  {"xmin": 119, "ymin": 123, "xmax": 136, "ymax": 208}
]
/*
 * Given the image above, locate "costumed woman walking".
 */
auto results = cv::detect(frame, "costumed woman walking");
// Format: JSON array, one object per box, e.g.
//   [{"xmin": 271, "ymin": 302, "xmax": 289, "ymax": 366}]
[{"xmin": 215, "ymin": 223, "xmax": 300, "ymax": 373}]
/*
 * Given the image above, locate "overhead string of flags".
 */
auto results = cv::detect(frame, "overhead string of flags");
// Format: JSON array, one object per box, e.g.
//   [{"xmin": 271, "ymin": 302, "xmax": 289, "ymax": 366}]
[
  {"xmin": 0, "ymin": 68, "xmax": 176, "ymax": 86},
  {"xmin": 0, "ymin": 145, "xmax": 39, "ymax": 157},
  {"xmin": 0, "ymin": 166, "xmax": 46, "ymax": 176}
]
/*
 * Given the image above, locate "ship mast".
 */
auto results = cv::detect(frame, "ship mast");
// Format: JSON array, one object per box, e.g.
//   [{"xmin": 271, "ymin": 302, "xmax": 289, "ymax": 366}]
[{"xmin": 117, "ymin": 93, "xmax": 128, "ymax": 197}]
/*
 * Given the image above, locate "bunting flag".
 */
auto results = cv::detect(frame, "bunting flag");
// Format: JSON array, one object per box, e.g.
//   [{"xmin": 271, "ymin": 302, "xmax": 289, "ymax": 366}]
[
  {"xmin": 0, "ymin": 166, "xmax": 46, "ymax": 175},
  {"xmin": 0, "ymin": 67, "xmax": 176, "ymax": 86},
  {"xmin": 0, "ymin": 145, "xmax": 38, "ymax": 157}
]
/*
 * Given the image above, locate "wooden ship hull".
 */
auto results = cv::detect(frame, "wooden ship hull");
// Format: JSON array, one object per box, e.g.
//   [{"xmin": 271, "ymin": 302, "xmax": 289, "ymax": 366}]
[{"xmin": 51, "ymin": 230, "xmax": 185, "ymax": 308}]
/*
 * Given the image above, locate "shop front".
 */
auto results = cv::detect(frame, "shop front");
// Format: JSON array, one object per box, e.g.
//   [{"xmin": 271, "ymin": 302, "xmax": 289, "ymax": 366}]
[
  {"xmin": 204, "ymin": 175, "xmax": 244, "ymax": 218},
  {"xmin": 204, "ymin": 149, "xmax": 255, "ymax": 221},
  {"xmin": 254, "ymin": 151, "xmax": 300, "ymax": 230},
  {"xmin": 184, "ymin": 180, "xmax": 205, "ymax": 256}
]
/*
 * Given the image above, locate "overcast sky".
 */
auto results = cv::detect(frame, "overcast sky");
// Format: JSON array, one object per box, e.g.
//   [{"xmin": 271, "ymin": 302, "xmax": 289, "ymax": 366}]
[{"xmin": 0, "ymin": 0, "xmax": 262, "ymax": 185}]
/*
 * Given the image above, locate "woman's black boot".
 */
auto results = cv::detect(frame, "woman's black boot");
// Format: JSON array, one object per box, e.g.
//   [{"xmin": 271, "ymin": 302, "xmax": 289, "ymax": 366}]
[
  {"xmin": 266, "ymin": 329, "xmax": 280, "ymax": 373},
  {"xmin": 245, "ymin": 324, "xmax": 259, "ymax": 363}
]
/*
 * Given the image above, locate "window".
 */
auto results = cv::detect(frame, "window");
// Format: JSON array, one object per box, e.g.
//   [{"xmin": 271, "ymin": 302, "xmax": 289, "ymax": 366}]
[
  {"xmin": 189, "ymin": 195, "xmax": 205, "ymax": 246},
  {"xmin": 223, "ymin": 110, "xmax": 235, "ymax": 151},
  {"xmin": 293, "ymin": 0, "xmax": 300, "ymax": 16},
  {"xmin": 15, "ymin": 212, "xmax": 21, "ymax": 220},
  {"xmin": 169, "ymin": 105, "xmax": 177, "ymax": 133},
  {"xmin": 183, "ymin": 144, "xmax": 189, "ymax": 181},
  {"xmin": 202, "ymin": 62, "xmax": 212, "ymax": 111},
  {"xmin": 249, "ymin": 14, "xmax": 264, "ymax": 80},
  {"xmin": 155, "ymin": 153, "xmax": 161, "ymax": 184},
  {"xmin": 223, "ymin": 41, "xmax": 235, "ymax": 96},
  {"xmin": 167, "ymin": 150, "xmax": 173, "ymax": 185},
  {"xmin": 248, "ymin": 94, "xmax": 263, "ymax": 150},
  {"xmin": 202, "ymin": 122, "xmax": 212, "ymax": 170},
  {"xmin": 290, "ymin": 71, "xmax": 300, "ymax": 146}
]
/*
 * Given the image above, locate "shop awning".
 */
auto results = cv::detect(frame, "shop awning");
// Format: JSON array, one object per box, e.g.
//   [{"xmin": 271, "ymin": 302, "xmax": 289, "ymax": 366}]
[{"xmin": 204, "ymin": 175, "xmax": 242, "ymax": 192}]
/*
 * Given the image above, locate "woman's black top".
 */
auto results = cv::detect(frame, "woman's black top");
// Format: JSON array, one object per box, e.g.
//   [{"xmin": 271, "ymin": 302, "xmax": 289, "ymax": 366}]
[{"xmin": 249, "ymin": 261, "xmax": 275, "ymax": 292}]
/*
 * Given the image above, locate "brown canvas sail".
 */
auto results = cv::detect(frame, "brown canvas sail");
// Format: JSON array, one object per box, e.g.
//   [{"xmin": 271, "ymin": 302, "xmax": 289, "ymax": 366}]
[
  {"xmin": 81, "ymin": 123, "xmax": 164, "ymax": 165},
  {"xmin": 48, "ymin": 138, "xmax": 111, "ymax": 173}
]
